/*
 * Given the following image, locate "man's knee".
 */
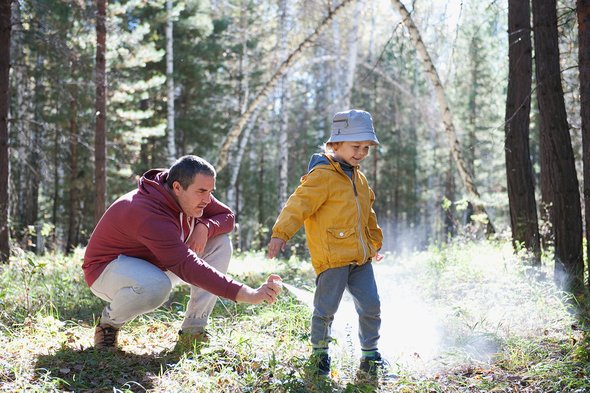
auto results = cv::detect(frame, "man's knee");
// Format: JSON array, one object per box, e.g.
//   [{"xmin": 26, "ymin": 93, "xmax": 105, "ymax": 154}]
[
  {"xmin": 203, "ymin": 234, "xmax": 232, "ymax": 271},
  {"xmin": 134, "ymin": 275, "xmax": 173, "ymax": 309}
]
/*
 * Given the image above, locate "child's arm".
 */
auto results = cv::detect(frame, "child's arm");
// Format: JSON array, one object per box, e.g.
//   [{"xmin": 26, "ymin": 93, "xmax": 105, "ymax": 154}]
[
  {"xmin": 268, "ymin": 170, "xmax": 328, "ymax": 258},
  {"xmin": 267, "ymin": 238, "xmax": 286, "ymax": 259}
]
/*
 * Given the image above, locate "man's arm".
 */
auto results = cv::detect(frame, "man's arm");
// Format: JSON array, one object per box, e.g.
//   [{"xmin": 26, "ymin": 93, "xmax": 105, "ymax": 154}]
[
  {"xmin": 198, "ymin": 195, "xmax": 235, "ymax": 238},
  {"xmin": 236, "ymin": 274, "xmax": 282, "ymax": 304}
]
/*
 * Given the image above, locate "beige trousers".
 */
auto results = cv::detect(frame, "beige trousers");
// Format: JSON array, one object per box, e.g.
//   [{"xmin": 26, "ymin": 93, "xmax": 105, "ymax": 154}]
[{"xmin": 90, "ymin": 234, "xmax": 232, "ymax": 333}]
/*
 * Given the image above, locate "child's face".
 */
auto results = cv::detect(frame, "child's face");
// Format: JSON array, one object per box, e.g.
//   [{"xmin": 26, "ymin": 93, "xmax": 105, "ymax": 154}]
[{"xmin": 332, "ymin": 141, "xmax": 373, "ymax": 166}]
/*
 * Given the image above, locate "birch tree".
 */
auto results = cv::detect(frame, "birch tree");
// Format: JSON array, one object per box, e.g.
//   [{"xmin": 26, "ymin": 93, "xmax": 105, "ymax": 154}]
[
  {"xmin": 390, "ymin": 0, "xmax": 494, "ymax": 234},
  {"xmin": 342, "ymin": 0, "xmax": 360, "ymax": 108},
  {"xmin": 166, "ymin": 0, "xmax": 176, "ymax": 164},
  {"xmin": 277, "ymin": 0, "xmax": 290, "ymax": 210},
  {"xmin": 226, "ymin": 0, "xmax": 251, "ymax": 216},
  {"xmin": 215, "ymin": 0, "xmax": 355, "ymax": 172}
]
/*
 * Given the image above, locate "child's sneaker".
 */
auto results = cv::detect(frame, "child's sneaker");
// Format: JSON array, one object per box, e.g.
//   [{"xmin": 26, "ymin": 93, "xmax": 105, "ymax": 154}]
[
  {"xmin": 309, "ymin": 351, "xmax": 331, "ymax": 376},
  {"xmin": 359, "ymin": 352, "xmax": 389, "ymax": 375}
]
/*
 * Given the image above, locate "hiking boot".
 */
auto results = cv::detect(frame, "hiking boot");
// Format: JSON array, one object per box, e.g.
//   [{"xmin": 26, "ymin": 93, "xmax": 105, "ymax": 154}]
[
  {"xmin": 173, "ymin": 329, "xmax": 210, "ymax": 353},
  {"xmin": 309, "ymin": 351, "xmax": 331, "ymax": 376},
  {"xmin": 359, "ymin": 352, "xmax": 389, "ymax": 376},
  {"xmin": 94, "ymin": 322, "xmax": 120, "ymax": 348}
]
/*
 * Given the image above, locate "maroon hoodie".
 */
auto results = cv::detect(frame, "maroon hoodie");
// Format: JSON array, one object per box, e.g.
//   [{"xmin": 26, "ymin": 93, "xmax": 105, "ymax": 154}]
[{"xmin": 83, "ymin": 169, "xmax": 243, "ymax": 301}]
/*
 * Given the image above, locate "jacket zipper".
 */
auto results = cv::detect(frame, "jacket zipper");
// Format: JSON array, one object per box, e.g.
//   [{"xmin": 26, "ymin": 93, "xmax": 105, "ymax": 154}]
[{"xmin": 350, "ymin": 169, "xmax": 368, "ymax": 262}]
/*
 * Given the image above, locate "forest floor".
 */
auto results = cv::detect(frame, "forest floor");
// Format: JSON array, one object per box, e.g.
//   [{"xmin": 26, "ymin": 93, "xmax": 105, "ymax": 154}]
[{"xmin": 1, "ymin": 240, "xmax": 589, "ymax": 392}]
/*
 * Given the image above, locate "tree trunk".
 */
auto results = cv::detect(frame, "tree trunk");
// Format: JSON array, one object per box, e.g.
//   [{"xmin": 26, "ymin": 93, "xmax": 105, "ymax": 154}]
[
  {"xmin": 505, "ymin": 0, "xmax": 541, "ymax": 264},
  {"xmin": 342, "ymin": 0, "xmax": 360, "ymax": 108},
  {"xmin": 67, "ymin": 55, "xmax": 80, "ymax": 253},
  {"xmin": 0, "ymin": 0, "xmax": 11, "ymax": 262},
  {"xmin": 94, "ymin": 0, "xmax": 107, "ymax": 225},
  {"xmin": 390, "ymin": 0, "xmax": 495, "ymax": 235},
  {"xmin": 10, "ymin": 0, "xmax": 28, "ymax": 245},
  {"xmin": 166, "ymin": 0, "xmax": 176, "ymax": 164},
  {"xmin": 28, "ymin": 53, "xmax": 42, "ymax": 245},
  {"xmin": 226, "ymin": 0, "xmax": 250, "ymax": 216},
  {"xmin": 277, "ymin": 0, "xmax": 290, "ymax": 210},
  {"xmin": 215, "ymin": 0, "xmax": 355, "ymax": 172},
  {"xmin": 533, "ymin": 0, "xmax": 583, "ymax": 291},
  {"xmin": 578, "ymin": 0, "xmax": 590, "ymax": 287}
]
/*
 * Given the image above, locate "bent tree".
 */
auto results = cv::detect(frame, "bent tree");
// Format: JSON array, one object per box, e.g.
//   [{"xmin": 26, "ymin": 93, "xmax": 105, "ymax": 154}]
[
  {"xmin": 390, "ymin": 0, "xmax": 495, "ymax": 235},
  {"xmin": 214, "ymin": 0, "xmax": 355, "ymax": 172}
]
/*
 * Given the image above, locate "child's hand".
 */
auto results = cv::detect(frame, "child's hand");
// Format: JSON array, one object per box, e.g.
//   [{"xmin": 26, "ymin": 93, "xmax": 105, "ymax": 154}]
[{"xmin": 268, "ymin": 238, "xmax": 286, "ymax": 259}]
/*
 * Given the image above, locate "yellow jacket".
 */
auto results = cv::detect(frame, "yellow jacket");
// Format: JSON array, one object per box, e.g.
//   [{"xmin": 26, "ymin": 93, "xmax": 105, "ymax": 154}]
[{"xmin": 271, "ymin": 154, "xmax": 383, "ymax": 275}]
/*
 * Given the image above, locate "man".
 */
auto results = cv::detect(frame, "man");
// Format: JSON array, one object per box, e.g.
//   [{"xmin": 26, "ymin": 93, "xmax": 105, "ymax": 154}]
[{"xmin": 83, "ymin": 155, "xmax": 281, "ymax": 349}]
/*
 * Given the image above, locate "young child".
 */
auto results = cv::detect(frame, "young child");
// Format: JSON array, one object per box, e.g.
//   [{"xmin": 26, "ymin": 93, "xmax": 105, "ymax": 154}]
[{"xmin": 268, "ymin": 109, "xmax": 385, "ymax": 376}]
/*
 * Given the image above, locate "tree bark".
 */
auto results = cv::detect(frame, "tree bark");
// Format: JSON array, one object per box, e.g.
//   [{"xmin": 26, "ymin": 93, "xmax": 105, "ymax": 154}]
[
  {"xmin": 29, "ymin": 53, "xmax": 42, "ymax": 244},
  {"xmin": 94, "ymin": 0, "xmax": 107, "ymax": 225},
  {"xmin": 277, "ymin": 0, "xmax": 290, "ymax": 211},
  {"xmin": 0, "ymin": 0, "xmax": 12, "ymax": 262},
  {"xmin": 578, "ymin": 0, "xmax": 590, "ymax": 287},
  {"xmin": 390, "ymin": 0, "xmax": 495, "ymax": 234},
  {"xmin": 67, "ymin": 55, "xmax": 79, "ymax": 253},
  {"xmin": 533, "ymin": 0, "xmax": 583, "ymax": 291},
  {"xmin": 342, "ymin": 0, "xmax": 360, "ymax": 108},
  {"xmin": 215, "ymin": 0, "xmax": 355, "ymax": 172},
  {"xmin": 226, "ymin": 0, "xmax": 250, "ymax": 218},
  {"xmin": 505, "ymin": 0, "xmax": 541, "ymax": 264},
  {"xmin": 166, "ymin": 0, "xmax": 176, "ymax": 164}
]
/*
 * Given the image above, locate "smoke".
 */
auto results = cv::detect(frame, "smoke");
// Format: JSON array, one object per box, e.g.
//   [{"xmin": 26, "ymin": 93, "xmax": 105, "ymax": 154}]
[
  {"xmin": 233, "ymin": 242, "xmax": 573, "ymax": 376},
  {"xmin": 326, "ymin": 242, "xmax": 574, "ymax": 375}
]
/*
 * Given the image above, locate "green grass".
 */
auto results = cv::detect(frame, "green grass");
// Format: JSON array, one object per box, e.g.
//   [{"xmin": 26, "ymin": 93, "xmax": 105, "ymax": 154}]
[{"xmin": 1, "ymin": 240, "xmax": 590, "ymax": 392}]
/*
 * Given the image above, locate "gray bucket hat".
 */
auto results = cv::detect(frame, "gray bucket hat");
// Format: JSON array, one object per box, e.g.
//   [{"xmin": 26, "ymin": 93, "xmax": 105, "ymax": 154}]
[{"xmin": 327, "ymin": 109, "xmax": 379, "ymax": 145}]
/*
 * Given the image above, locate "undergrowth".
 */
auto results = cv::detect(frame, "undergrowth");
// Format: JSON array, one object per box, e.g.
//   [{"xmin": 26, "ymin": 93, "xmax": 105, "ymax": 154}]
[{"xmin": 0, "ymin": 240, "xmax": 589, "ymax": 392}]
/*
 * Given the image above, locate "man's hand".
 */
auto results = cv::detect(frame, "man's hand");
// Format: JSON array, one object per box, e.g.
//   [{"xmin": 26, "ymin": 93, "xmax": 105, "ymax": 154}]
[
  {"xmin": 235, "ymin": 274, "xmax": 283, "ymax": 304},
  {"xmin": 267, "ymin": 238, "xmax": 286, "ymax": 259},
  {"xmin": 187, "ymin": 222, "xmax": 208, "ymax": 254}
]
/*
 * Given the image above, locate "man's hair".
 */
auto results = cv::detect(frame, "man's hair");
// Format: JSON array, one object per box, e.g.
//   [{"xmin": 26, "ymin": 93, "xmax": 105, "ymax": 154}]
[{"xmin": 167, "ymin": 155, "xmax": 216, "ymax": 189}]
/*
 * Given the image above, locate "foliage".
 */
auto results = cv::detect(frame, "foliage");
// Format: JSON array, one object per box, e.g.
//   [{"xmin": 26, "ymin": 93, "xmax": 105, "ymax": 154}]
[
  {"xmin": 7, "ymin": 0, "xmax": 540, "ymax": 255},
  {"xmin": 2, "ymin": 241, "xmax": 590, "ymax": 391}
]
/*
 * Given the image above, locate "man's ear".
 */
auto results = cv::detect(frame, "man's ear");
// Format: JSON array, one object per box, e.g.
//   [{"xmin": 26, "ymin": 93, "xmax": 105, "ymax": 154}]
[{"xmin": 171, "ymin": 180, "xmax": 183, "ymax": 195}]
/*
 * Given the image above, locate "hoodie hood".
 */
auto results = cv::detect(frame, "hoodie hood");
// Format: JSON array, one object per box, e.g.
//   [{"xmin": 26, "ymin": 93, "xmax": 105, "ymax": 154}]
[
  {"xmin": 307, "ymin": 153, "xmax": 355, "ymax": 179},
  {"xmin": 138, "ymin": 169, "xmax": 182, "ymax": 214},
  {"xmin": 307, "ymin": 153, "xmax": 330, "ymax": 173}
]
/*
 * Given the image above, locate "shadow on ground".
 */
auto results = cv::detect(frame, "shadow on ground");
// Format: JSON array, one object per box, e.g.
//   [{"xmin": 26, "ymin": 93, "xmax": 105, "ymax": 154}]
[{"xmin": 35, "ymin": 347, "xmax": 178, "ymax": 392}]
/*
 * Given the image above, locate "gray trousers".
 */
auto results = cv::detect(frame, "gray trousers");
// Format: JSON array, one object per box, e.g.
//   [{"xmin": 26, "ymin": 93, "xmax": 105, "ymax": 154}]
[
  {"xmin": 311, "ymin": 262, "xmax": 381, "ymax": 351},
  {"xmin": 90, "ymin": 234, "xmax": 232, "ymax": 334}
]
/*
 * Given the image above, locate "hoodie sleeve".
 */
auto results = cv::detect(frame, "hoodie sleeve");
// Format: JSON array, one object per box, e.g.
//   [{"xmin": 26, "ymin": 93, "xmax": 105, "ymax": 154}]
[
  {"xmin": 137, "ymin": 216, "xmax": 242, "ymax": 300},
  {"xmin": 272, "ymin": 169, "xmax": 329, "ymax": 241},
  {"xmin": 197, "ymin": 195, "xmax": 235, "ymax": 239}
]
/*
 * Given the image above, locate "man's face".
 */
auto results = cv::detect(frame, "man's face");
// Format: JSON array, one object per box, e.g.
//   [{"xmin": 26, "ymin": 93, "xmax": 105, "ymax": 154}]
[{"xmin": 172, "ymin": 173, "xmax": 215, "ymax": 218}]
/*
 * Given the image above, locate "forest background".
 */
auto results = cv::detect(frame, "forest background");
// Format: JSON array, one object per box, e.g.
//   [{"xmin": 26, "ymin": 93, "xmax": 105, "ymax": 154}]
[{"xmin": 0, "ymin": 0, "xmax": 589, "ymax": 292}]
